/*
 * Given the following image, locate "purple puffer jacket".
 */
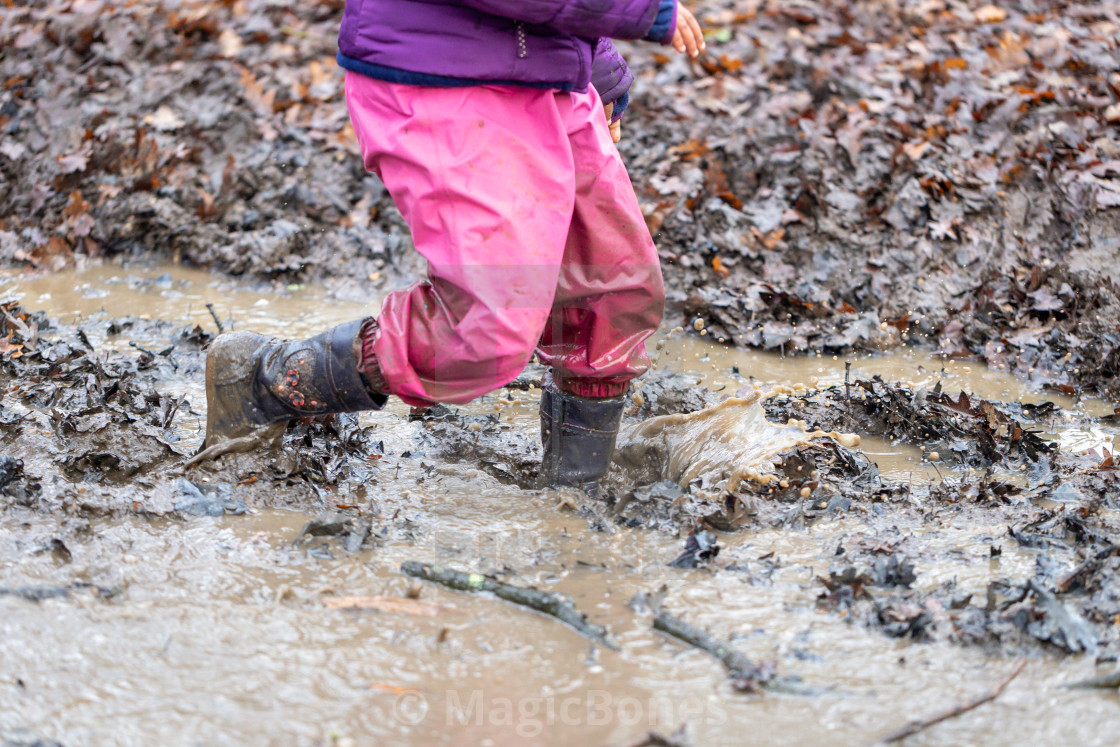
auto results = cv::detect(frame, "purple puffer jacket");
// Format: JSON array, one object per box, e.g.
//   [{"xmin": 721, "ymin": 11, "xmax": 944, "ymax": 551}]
[{"xmin": 337, "ymin": 0, "xmax": 677, "ymax": 111}]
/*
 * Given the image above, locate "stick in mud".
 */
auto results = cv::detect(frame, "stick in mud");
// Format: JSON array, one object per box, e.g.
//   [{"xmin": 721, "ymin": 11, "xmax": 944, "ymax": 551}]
[
  {"xmin": 205, "ymin": 302, "xmax": 224, "ymax": 333},
  {"xmin": 879, "ymin": 659, "xmax": 1027, "ymax": 743},
  {"xmin": 400, "ymin": 561, "xmax": 619, "ymax": 651},
  {"xmin": 653, "ymin": 609, "xmax": 785, "ymax": 693}
]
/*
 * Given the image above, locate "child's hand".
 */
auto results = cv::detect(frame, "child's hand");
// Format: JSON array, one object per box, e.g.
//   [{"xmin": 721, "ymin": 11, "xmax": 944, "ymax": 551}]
[
  {"xmin": 603, "ymin": 102, "xmax": 622, "ymax": 143},
  {"xmin": 672, "ymin": 5, "xmax": 705, "ymax": 58}
]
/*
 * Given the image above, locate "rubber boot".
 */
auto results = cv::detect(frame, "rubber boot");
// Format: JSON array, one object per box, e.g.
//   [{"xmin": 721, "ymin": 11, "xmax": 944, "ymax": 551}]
[
  {"xmin": 202, "ymin": 319, "xmax": 387, "ymax": 448},
  {"xmin": 539, "ymin": 387, "xmax": 626, "ymax": 494}
]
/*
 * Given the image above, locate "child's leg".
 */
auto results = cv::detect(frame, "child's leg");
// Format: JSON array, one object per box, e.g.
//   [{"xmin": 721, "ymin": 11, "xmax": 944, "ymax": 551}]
[
  {"xmin": 536, "ymin": 88, "xmax": 666, "ymax": 398},
  {"xmin": 534, "ymin": 88, "xmax": 665, "ymax": 491},
  {"xmin": 344, "ymin": 74, "xmax": 579, "ymax": 406}
]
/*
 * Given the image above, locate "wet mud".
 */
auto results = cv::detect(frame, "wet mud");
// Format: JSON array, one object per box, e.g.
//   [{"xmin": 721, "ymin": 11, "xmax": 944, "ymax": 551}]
[{"xmin": 2, "ymin": 263, "xmax": 1120, "ymax": 745}]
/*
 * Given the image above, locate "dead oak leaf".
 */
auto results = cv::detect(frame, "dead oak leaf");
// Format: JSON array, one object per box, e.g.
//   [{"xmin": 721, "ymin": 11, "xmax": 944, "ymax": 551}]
[{"xmin": 0, "ymin": 141, "xmax": 25, "ymax": 160}]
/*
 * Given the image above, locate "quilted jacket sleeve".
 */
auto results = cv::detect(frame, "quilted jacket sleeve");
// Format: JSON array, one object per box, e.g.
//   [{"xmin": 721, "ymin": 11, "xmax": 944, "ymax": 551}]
[
  {"xmin": 448, "ymin": 0, "xmax": 676, "ymax": 41},
  {"xmin": 591, "ymin": 38, "xmax": 633, "ymax": 119}
]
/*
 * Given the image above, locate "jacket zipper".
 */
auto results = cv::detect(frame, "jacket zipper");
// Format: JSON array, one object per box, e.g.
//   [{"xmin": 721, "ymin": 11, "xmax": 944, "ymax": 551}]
[{"xmin": 515, "ymin": 21, "xmax": 527, "ymax": 58}]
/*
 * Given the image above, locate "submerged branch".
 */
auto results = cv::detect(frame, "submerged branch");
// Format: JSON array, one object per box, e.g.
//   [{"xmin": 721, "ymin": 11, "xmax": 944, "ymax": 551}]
[
  {"xmin": 401, "ymin": 561, "xmax": 619, "ymax": 651},
  {"xmin": 652, "ymin": 610, "xmax": 811, "ymax": 694},
  {"xmin": 880, "ymin": 659, "xmax": 1026, "ymax": 743}
]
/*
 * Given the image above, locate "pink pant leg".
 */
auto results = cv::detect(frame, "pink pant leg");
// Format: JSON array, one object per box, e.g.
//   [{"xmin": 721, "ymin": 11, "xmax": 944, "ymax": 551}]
[
  {"xmin": 344, "ymin": 75, "xmax": 577, "ymax": 406},
  {"xmin": 537, "ymin": 89, "xmax": 666, "ymax": 398}
]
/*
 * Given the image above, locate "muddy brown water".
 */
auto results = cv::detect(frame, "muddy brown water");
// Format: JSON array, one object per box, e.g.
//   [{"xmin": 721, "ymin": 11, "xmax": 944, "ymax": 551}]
[{"xmin": 2, "ymin": 262, "xmax": 1119, "ymax": 746}]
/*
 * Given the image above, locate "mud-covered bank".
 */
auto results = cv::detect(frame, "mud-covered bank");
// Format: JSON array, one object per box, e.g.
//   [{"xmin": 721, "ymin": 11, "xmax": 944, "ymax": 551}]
[{"xmin": 2, "ymin": 0, "xmax": 1118, "ymax": 398}]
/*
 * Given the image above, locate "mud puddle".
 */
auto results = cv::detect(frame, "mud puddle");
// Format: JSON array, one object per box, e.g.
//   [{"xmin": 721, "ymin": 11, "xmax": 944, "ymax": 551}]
[
  {"xmin": 4, "ymin": 500, "xmax": 1120, "ymax": 746},
  {"xmin": 3, "ymin": 261, "xmax": 1113, "ymax": 465},
  {"xmin": 3, "ymin": 261, "xmax": 1120, "ymax": 746}
]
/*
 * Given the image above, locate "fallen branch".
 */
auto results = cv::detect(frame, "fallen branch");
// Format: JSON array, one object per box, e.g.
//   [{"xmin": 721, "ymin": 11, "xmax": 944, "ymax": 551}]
[
  {"xmin": 880, "ymin": 659, "xmax": 1027, "ymax": 743},
  {"xmin": 653, "ymin": 610, "xmax": 813, "ymax": 694},
  {"xmin": 401, "ymin": 561, "xmax": 619, "ymax": 651}
]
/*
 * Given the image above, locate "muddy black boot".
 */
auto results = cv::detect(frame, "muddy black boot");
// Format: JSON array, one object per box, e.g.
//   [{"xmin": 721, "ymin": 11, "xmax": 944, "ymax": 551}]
[
  {"xmin": 201, "ymin": 319, "xmax": 388, "ymax": 450},
  {"xmin": 539, "ymin": 388, "xmax": 626, "ymax": 494}
]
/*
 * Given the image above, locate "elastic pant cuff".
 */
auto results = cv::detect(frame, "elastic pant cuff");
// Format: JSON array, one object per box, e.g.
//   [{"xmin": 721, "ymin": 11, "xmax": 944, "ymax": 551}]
[
  {"xmin": 556, "ymin": 377, "xmax": 630, "ymax": 399},
  {"xmin": 356, "ymin": 317, "xmax": 389, "ymax": 395}
]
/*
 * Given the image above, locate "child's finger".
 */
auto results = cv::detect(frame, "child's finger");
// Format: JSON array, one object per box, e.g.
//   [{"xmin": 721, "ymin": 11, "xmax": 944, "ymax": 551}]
[
  {"xmin": 685, "ymin": 9, "xmax": 706, "ymax": 53},
  {"xmin": 674, "ymin": 25, "xmax": 696, "ymax": 56},
  {"xmin": 675, "ymin": 8, "xmax": 701, "ymax": 57},
  {"xmin": 609, "ymin": 120, "xmax": 621, "ymax": 143}
]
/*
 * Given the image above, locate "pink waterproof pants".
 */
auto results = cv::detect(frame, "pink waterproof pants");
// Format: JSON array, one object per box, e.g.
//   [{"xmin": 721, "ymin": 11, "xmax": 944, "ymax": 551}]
[{"xmin": 344, "ymin": 73, "xmax": 665, "ymax": 407}]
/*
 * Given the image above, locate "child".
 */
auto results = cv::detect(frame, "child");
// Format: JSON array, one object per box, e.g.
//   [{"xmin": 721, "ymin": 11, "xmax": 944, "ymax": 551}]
[{"xmin": 199, "ymin": 1, "xmax": 705, "ymax": 493}]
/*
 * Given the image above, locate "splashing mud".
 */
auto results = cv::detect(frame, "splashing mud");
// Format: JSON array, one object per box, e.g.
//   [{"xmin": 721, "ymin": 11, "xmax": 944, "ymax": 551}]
[{"xmin": 616, "ymin": 393, "xmax": 859, "ymax": 493}]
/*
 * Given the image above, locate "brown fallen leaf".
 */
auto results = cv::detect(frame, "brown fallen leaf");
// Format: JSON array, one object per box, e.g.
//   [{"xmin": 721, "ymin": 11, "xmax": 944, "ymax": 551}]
[
  {"xmin": 322, "ymin": 595, "xmax": 455, "ymax": 616},
  {"xmin": 902, "ymin": 140, "xmax": 931, "ymax": 161},
  {"xmin": 0, "ymin": 331, "xmax": 23, "ymax": 359},
  {"xmin": 761, "ymin": 228, "xmax": 785, "ymax": 249},
  {"xmin": 975, "ymin": 5, "xmax": 1008, "ymax": 23},
  {"xmin": 56, "ymin": 149, "xmax": 89, "ymax": 174},
  {"xmin": 218, "ymin": 27, "xmax": 243, "ymax": 58}
]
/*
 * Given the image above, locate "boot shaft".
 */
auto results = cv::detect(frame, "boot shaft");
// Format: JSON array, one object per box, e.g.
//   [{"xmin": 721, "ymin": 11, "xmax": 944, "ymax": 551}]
[
  {"xmin": 256, "ymin": 319, "xmax": 387, "ymax": 418},
  {"xmin": 539, "ymin": 387, "xmax": 625, "ymax": 490}
]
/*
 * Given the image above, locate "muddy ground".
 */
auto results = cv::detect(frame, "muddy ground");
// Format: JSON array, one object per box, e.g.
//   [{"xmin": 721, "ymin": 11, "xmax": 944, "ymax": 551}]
[{"xmin": 1, "ymin": 0, "xmax": 1120, "ymax": 745}]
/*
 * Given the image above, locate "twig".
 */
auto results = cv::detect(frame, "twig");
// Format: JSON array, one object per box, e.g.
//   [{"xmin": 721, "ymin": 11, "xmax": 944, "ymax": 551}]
[
  {"xmin": 880, "ymin": 659, "xmax": 1027, "ymax": 743},
  {"xmin": 205, "ymin": 302, "xmax": 224, "ymax": 334},
  {"xmin": 183, "ymin": 422, "xmax": 286, "ymax": 468},
  {"xmin": 129, "ymin": 340, "xmax": 159, "ymax": 358},
  {"xmin": 653, "ymin": 610, "xmax": 814, "ymax": 694},
  {"xmin": 162, "ymin": 395, "xmax": 183, "ymax": 430},
  {"xmin": 401, "ymin": 561, "xmax": 619, "ymax": 651}
]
